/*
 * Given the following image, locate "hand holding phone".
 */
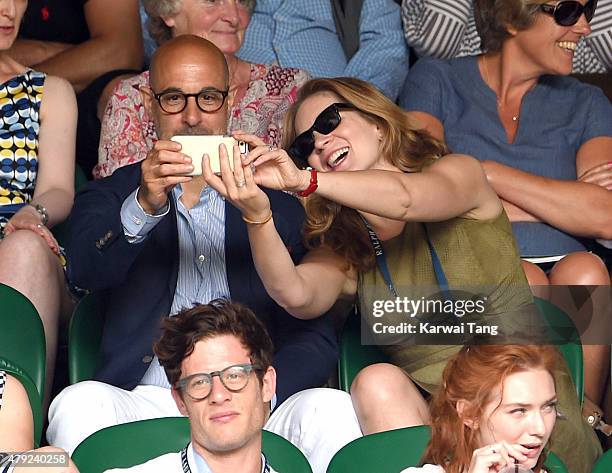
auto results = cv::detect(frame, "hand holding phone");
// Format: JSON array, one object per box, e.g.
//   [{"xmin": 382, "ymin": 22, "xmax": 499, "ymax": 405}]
[{"xmin": 171, "ymin": 135, "xmax": 248, "ymax": 175}]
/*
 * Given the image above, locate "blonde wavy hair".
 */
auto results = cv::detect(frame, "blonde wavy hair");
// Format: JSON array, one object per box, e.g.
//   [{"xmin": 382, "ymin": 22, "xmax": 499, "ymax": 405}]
[{"xmin": 281, "ymin": 77, "xmax": 448, "ymax": 272}]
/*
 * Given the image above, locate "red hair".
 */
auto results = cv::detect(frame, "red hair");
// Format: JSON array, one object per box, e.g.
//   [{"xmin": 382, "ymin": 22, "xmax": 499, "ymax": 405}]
[{"xmin": 422, "ymin": 345, "xmax": 563, "ymax": 473}]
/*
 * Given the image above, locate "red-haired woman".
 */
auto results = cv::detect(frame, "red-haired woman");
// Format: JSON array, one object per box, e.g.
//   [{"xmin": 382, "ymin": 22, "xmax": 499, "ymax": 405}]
[{"xmin": 402, "ymin": 344, "xmax": 562, "ymax": 473}]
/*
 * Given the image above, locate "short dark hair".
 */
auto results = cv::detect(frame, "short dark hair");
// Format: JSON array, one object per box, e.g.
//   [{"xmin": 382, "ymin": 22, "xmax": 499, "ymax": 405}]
[
  {"xmin": 154, "ymin": 299, "xmax": 274, "ymax": 387},
  {"xmin": 474, "ymin": 0, "xmax": 545, "ymax": 52}
]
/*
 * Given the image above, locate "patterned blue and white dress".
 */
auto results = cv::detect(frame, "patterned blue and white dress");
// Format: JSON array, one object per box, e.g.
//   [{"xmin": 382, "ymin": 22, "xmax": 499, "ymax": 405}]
[{"xmin": 0, "ymin": 70, "xmax": 45, "ymax": 234}]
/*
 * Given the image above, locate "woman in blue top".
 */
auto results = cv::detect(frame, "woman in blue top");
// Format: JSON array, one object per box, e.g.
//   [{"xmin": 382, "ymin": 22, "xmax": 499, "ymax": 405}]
[
  {"xmin": 400, "ymin": 0, "xmax": 611, "ymax": 424},
  {"xmin": 0, "ymin": 0, "xmax": 77, "ymax": 407}
]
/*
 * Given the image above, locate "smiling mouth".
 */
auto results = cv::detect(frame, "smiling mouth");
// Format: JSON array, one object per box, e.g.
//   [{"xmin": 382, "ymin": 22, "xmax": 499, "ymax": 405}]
[
  {"xmin": 556, "ymin": 41, "xmax": 577, "ymax": 51},
  {"xmin": 328, "ymin": 147, "xmax": 349, "ymax": 168}
]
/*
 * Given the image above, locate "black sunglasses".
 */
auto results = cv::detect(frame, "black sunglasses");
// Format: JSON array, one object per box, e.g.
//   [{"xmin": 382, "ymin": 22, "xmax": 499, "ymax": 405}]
[
  {"xmin": 539, "ymin": 0, "xmax": 597, "ymax": 26},
  {"xmin": 288, "ymin": 103, "xmax": 358, "ymax": 168}
]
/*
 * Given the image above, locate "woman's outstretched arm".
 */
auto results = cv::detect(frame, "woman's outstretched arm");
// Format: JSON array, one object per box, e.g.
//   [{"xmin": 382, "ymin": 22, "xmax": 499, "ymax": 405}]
[
  {"xmin": 203, "ymin": 141, "xmax": 356, "ymax": 319},
  {"xmin": 239, "ymin": 132, "xmax": 502, "ymax": 223}
]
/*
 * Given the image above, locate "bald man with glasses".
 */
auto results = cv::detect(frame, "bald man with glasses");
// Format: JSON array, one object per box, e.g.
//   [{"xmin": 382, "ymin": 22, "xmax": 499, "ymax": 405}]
[{"xmin": 47, "ymin": 35, "xmax": 338, "ymax": 453}]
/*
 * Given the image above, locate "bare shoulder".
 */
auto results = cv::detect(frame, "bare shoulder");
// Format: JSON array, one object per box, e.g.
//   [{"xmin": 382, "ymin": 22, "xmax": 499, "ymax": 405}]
[
  {"xmin": 42, "ymin": 75, "xmax": 76, "ymax": 101},
  {"xmin": 428, "ymin": 154, "xmax": 502, "ymax": 219},
  {"xmin": 39, "ymin": 75, "xmax": 77, "ymax": 119},
  {"xmin": 428, "ymin": 153, "xmax": 485, "ymax": 176},
  {"xmin": 2, "ymin": 371, "xmax": 28, "ymax": 400}
]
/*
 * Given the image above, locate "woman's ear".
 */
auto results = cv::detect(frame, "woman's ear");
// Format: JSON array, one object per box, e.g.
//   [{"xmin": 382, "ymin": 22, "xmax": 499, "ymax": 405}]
[
  {"xmin": 505, "ymin": 23, "xmax": 518, "ymax": 36},
  {"xmin": 161, "ymin": 14, "xmax": 176, "ymax": 28},
  {"xmin": 456, "ymin": 399, "xmax": 479, "ymax": 430}
]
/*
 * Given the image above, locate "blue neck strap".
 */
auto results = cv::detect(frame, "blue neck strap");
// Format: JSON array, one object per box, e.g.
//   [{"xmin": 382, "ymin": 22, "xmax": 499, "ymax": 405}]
[{"xmin": 360, "ymin": 217, "xmax": 451, "ymax": 299}]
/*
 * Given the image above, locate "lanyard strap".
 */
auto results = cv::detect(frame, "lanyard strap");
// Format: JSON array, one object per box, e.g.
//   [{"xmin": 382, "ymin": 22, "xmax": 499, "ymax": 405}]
[
  {"xmin": 180, "ymin": 446, "xmax": 271, "ymax": 473},
  {"xmin": 361, "ymin": 216, "xmax": 399, "ymax": 297},
  {"xmin": 181, "ymin": 446, "xmax": 190, "ymax": 473},
  {"xmin": 360, "ymin": 217, "xmax": 450, "ymax": 298},
  {"xmin": 420, "ymin": 223, "xmax": 453, "ymax": 303}
]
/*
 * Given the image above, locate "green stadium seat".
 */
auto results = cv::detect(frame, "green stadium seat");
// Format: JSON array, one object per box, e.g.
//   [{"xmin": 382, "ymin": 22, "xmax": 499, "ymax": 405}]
[
  {"xmin": 327, "ymin": 426, "xmax": 431, "ymax": 472},
  {"xmin": 533, "ymin": 298, "xmax": 583, "ymax": 404},
  {"xmin": 591, "ymin": 449, "xmax": 612, "ymax": 473},
  {"xmin": 68, "ymin": 292, "xmax": 105, "ymax": 384},
  {"xmin": 0, "ymin": 283, "xmax": 46, "ymax": 399},
  {"xmin": 72, "ymin": 417, "xmax": 312, "ymax": 473},
  {"xmin": 327, "ymin": 425, "xmax": 569, "ymax": 473}
]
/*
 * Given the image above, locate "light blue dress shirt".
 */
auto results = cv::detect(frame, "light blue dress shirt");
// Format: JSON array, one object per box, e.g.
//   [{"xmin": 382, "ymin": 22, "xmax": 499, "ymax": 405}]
[
  {"xmin": 193, "ymin": 447, "xmax": 276, "ymax": 473},
  {"xmin": 121, "ymin": 185, "xmax": 230, "ymax": 388},
  {"xmin": 237, "ymin": 0, "xmax": 409, "ymax": 100}
]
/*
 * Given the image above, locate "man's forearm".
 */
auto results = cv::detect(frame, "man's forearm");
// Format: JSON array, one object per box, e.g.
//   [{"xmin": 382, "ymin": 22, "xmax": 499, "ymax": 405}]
[{"xmin": 8, "ymin": 38, "xmax": 71, "ymax": 66}]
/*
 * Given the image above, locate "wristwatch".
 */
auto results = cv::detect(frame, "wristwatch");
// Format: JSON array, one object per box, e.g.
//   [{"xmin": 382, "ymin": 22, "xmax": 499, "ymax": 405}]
[{"xmin": 28, "ymin": 203, "xmax": 49, "ymax": 226}]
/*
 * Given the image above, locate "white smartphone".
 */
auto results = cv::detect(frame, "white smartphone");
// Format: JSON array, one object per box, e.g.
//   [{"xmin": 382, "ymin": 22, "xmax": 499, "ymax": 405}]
[{"xmin": 171, "ymin": 135, "xmax": 248, "ymax": 176}]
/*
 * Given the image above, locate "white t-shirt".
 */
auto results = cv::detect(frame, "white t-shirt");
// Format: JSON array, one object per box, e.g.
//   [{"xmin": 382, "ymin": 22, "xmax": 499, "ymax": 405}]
[
  {"xmin": 401, "ymin": 465, "xmax": 445, "ymax": 473},
  {"xmin": 104, "ymin": 443, "xmax": 279, "ymax": 473}
]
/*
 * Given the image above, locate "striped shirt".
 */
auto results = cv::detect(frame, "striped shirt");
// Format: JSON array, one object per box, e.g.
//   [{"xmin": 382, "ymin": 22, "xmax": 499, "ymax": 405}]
[
  {"xmin": 401, "ymin": 0, "xmax": 612, "ymax": 73},
  {"xmin": 121, "ymin": 185, "xmax": 230, "ymax": 388}
]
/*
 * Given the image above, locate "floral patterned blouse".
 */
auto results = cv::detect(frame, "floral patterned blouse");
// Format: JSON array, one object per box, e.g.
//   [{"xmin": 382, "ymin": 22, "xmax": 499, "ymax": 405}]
[{"xmin": 94, "ymin": 63, "xmax": 309, "ymax": 179}]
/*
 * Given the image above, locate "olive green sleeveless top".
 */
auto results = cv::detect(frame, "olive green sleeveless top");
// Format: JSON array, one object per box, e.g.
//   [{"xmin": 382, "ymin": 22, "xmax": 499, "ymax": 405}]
[{"xmin": 358, "ymin": 211, "xmax": 540, "ymax": 392}]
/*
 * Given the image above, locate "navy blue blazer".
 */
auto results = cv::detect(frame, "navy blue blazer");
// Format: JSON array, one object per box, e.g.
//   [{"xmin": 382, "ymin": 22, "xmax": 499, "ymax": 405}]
[{"xmin": 66, "ymin": 164, "xmax": 338, "ymax": 403}]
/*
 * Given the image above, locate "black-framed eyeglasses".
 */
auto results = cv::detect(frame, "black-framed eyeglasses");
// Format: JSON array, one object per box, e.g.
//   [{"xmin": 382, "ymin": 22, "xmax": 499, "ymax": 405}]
[
  {"xmin": 174, "ymin": 363, "xmax": 262, "ymax": 400},
  {"xmin": 538, "ymin": 0, "xmax": 597, "ymax": 26},
  {"xmin": 152, "ymin": 88, "xmax": 229, "ymax": 114},
  {"xmin": 288, "ymin": 102, "xmax": 358, "ymax": 168}
]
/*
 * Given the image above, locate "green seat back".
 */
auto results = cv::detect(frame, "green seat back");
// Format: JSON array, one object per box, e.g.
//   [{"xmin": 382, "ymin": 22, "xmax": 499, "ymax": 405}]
[
  {"xmin": 0, "ymin": 357, "xmax": 43, "ymax": 446},
  {"xmin": 72, "ymin": 417, "xmax": 312, "ymax": 473},
  {"xmin": 338, "ymin": 297, "xmax": 583, "ymax": 402},
  {"xmin": 327, "ymin": 426, "xmax": 568, "ymax": 473},
  {"xmin": 544, "ymin": 452, "xmax": 572, "ymax": 473},
  {"xmin": 262, "ymin": 430, "xmax": 313, "ymax": 473},
  {"xmin": 327, "ymin": 426, "xmax": 431, "ymax": 473},
  {"xmin": 68, "ymin": 293, "xmax": 105, "ymax": 384},
  {"xmin": 72, "ymin": 417, "xmax": 190, "ymax": 473},
  {"xmin": 0, "ymin": 283, "xmax": 46, "ymax": 399},
  {"xmin": 592, "ymin": 449, "xmax": 612, "ymax": 473},
  {"xmin": 533, "ymin": 298, "xmax": 583, "ymax": 404},
  {"xmin": 337, "ymin": 310, "xmax": 387, "ymax": 392}
]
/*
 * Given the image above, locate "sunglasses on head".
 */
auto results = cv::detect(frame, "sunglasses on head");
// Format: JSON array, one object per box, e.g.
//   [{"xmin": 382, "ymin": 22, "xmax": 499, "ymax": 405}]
[
  {"xmin": 539, "ymin": 0, "xmax": 597, "ymax": 26},
  {"xmin": 288, "ymin": 103, "xmax": 358, "ymax": 168}
]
